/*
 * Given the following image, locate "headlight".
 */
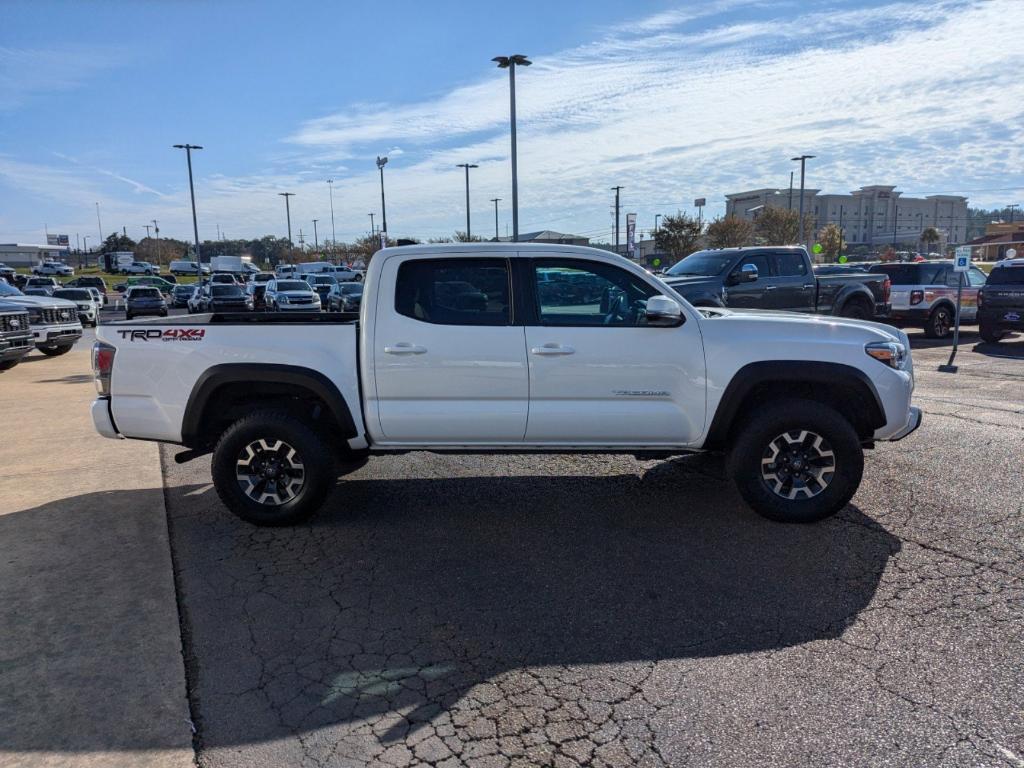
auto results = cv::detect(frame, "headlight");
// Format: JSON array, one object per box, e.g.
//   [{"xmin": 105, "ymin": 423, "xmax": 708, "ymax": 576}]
[{"xmin": 865, "ymin": 341, "xmax": 908, "ymax": 370}]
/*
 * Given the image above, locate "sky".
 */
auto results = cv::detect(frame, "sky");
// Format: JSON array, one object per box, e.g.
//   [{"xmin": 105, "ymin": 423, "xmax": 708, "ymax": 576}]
[{"xmin": 1, "ymin": 0, "xmax": 1023, "ymax": 248}]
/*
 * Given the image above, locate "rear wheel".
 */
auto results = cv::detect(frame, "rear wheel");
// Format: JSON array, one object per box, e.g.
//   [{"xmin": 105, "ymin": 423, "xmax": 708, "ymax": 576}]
[
  {"xmin": 0, "ymin": 360, "xmax": 18, "ymax": 371},
  {"xmin": 839, "ymin": 297, "xmax": 872, "ymax": 320},
  {"xmin": 730, "ymin": 399, "xmax": 863, "ymax": 523},
  {"xmin": 979, "ymin": 320, "xmax": 1005, "ymax": 343},
  {"xmin": 925, "ymin": 305, "xmax": 954, "ymax": 339},
  {"xmin": 37, "ymin": 344, "xmax": 74, "ymax": 357},
  {"xmin": 211, "ymin": 410, "xmax": 335, "ymax": 526}
]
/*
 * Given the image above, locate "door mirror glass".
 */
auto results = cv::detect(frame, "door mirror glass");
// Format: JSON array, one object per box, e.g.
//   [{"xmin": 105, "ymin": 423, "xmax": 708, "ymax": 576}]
[
  {"xmin": 644, "ymin": 295, "xmax": 684, "ymax": 327},
  {"xmin": 731, "ymin": 263, "xmax": 759, "ymax": 284}
]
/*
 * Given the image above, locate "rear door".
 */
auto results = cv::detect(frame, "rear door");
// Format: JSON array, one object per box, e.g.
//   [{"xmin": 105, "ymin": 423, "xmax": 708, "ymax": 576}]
[
  {"xmin": 372, "ymin": 256, "xmax": 528, "ymax": 443},
  {"xmin": 522, "ymin": 256, "xmax": 705, "ymax": 446},
  {"xmin": 768, "ymin": 251, "xmax": 815, "ymax": 311}
]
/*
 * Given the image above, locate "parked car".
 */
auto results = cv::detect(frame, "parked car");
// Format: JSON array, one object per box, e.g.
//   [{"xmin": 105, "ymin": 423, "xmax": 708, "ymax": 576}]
[
  {"xmin": 0, "ymin": 263, "xmax": 16, "ymax": 282},
  {"xmin": 86, "ymin": 287, "xmax": 105, "ymax": 309},
  {"xmin": 91, "ymin": 243, "xmax": 920, "ymax": 527},
  {"xmin": 24, "ymin": 276, "xmax": 61, "ymax": 295},
  {"xmin": 326, "ymin": 281, "xmax": 363, "ymax": 312},
  {"xmin": 32, "ymin": 260, "xmax": 74, "ymax": 276},
  {"xmin": 64, "ymin": 275, "xmax": 109, "ymax": 305},
  {"xmin": 169, "ymin": 260, "xmax": 211, "ymax": 276},
  {"xmin": 52, "ymin": 287, "xmax": 100, "ymax": 327},
  {"xmin": 114, "ymin": 275, "xmax": 177, "ymax": 295},
  {"xmin": 170, "ymin": 284, "xmax": 195, "ymax": 308},
  {"xmin": 195, "ymin": 284, "xmax": 253, "ymax": 313},
  {"xmin": 124, "ymin": 286, "xmax": 168, "ymax": 319},
  {"xmin": 868, "ymin": 260, "xmax": 988, "ymax": 338},
  {"xmin": 978, "ymin": 258, "xmax": 1024, "ymax": 343},
  {"xmin": 244, "ymin": 281, "xmax": 269, "ymax": 310},
  {"xmin": 306, "ymin": 274, "xmax": 338, "ymax": 304},
  {"xmin": 186, "ymin": 286, "xmax": 205, "ymax": 313},
  {"xmin": 209, "ymin": 273, "xmax": 240, "ymax": 285},
  {"xmin": 0, "ymin": 280, "xmax": 82, "ymax": 355},
  {"xmin": 119, "ymin": 261, "xmax": 158, "ymax": 275},
  {"xmin": 0, "ymin": 300, "xmax": 34, "ymax": 371},
  {"xmin": 251, "ymin": 272, "xmax": 275, "ymax": 284},
  {"xmin": 661, "ymin": 247, "xmax": 890, "ymax": 319},
  {"xmin": 264, "ymin": 278, "xmax": 320, "ymax": 311}
]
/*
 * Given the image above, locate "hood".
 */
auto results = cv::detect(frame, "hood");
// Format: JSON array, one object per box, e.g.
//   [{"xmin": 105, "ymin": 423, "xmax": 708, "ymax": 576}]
[
  {"xmin": 661, "ymin": 275, "xmax": 721, "ymax": 293},
  {"xmin": 701, "ymin": 306, "xmax": 905, "ymax": 344},
  {"xmin": 5, "ymin": 295, "xmax": 78, "ymax": 310}
]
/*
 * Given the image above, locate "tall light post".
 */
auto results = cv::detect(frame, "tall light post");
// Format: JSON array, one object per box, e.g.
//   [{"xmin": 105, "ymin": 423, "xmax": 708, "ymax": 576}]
[
  {"xmin": 1008, "ymin": 203, "xmax": 1019, "ymax": 223},
  {"xmin": 278, "ymin": 192, "xmax": 295, "ymax": 247},
  {"xmin": 95, "ymin": 202, "xmax": 103, "ymax": 244},
  {"xmin": 655, "ymin": 213, "xmax": 662, "ymax": 235},
  {"xmin": 152, "ymin": 219, "xmax": 160, "ymax": 267},
  {"xmin": 790, "ymin": 155, "xmax": 814, "ymax": 245},
  {"xmin": 456, "ymin": 163, "xmax": 479, "ymax": 239},
  {"xmin": 491, "ymin": 197, "xmax": 501, "ymax": 240},
  {"xmin": 312, "ymin": 219, "xmax": 319, "ymax": 251},
  {"xmin": 492, "ymin": 54, "xmax": 531, "ymax": 242},
  {"xmin": 611, "ymin": 185, "xmax": 624, "ymax": 255},
  {"xmin": 368, "ymin": 212, "xmax": 375, "ymax": 236},
  {"xmin": 327, "ymin": 179, "xmax": 337, "ymax": 251},
  {"xmin": 376, "ymin": 156, "xmax": 388, "ymax": 243},
  {"xmin": 173, "ymin": 144, "xmax": 203, "ymax": 261}
]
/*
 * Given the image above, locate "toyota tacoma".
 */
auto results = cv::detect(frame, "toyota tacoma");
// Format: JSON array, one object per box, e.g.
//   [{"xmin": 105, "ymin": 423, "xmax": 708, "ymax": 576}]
[{"xmin": 91, "ymin": 244, "xmax": 920, "ymax": 526}]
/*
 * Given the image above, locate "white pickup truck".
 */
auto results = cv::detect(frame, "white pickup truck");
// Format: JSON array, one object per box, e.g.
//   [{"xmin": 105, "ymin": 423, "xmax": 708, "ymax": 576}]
[{"xmin": 91, "ymin": 244, "xmax": 920, "ymax": 526}]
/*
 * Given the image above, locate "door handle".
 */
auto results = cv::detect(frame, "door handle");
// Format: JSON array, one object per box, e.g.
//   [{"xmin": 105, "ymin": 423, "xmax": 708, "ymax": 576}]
[
  {"xmin": 764, "ymin": 285, "xmax": 777, "ymax": 291},
  {"xmin": 384, "ymin": 343, "xmax": 427, "ymax": 355},
  {"xmin": 530, "ymin": 343, "xmax": 575, "ymax": 356},
  {"xmin": 803, "ymin": 283, "xmax": 815, "ymax": 289}
]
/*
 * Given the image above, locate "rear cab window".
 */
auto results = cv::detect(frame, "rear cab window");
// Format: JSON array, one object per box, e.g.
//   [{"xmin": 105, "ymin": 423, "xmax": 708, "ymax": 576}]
[
  {"xmin": 870, "ymin": 264, "xmax": 943, "ymax": 285},
  {"xmin": 986, "ymin": 266, "xmax": 1024, "ymax": 285},
  {"xmin": 395, "ymin": 258, "xmax": 510, "ymax": 326}
]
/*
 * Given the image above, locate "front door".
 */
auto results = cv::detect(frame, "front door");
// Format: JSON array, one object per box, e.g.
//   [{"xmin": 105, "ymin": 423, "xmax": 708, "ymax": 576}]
[
  {"xmin": 372, "ymin": 255, "xmax": 529, "ymax": 443},
  {"xmin": 724, "ymin": 252, "xmax": 773, "ymax": 308},
  {"xmin": 523, "ymin": 257, "xmax": 706, "ymax": 446}
]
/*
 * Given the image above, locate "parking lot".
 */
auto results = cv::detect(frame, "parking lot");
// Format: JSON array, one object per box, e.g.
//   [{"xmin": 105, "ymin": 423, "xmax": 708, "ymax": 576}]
[{"xmin": 5, "ymin": 315, "xmax": 1014, "ymax": 767}]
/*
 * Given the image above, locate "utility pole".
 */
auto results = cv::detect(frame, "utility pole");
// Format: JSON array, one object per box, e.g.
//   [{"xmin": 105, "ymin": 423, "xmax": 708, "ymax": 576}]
[
  {"xmin": 791, "ymin": 155, "xmax": 814, "ymax": 246},
  {"xmin": 95, "ymin": 202, "xmax": 103, "ymax": 243},
  {"xmin": 172, "ymin": 144, "xmax": 203, "ymax": 261},
  {"xmin": 327, "ymin": 179, "xmax": 337, "ymax": 251},
  {"xmin": 838, "ymin": 205, "xmax": 844, "ymax": 247},
  {"xmin": 376, "ymin": 156, "xmax": 388, "ymax": 243},
  {"xmin": 491, "ymin": 198, "xmax": 501, "ymax": 240},
  {"xmin": 144, "ymin": 224, "xmax": 151, "ymax": 239},
  {"xmin": 152, "ymin": 220, "xmax": 160, "ymax": 267},
  {"xmin": 278, "ymin": 192, "xmax": 295, "ymax": 246},
  {"xmin": 456, "ymin": 163, "xmax": 478, "ymax": 239},
  {"xmin": 1009, "ymin": 203, "xmax": 1019, "ymax": 223},
  {"xmin": 312, "ymin": 219, "xmax": 319, "ymax": 251},
  {"xmin": 368, "ymin": 212, "xmax": 375, "ymax": 236},
  {"xmin": 655, "ymin": 214, "xmax": 662, "ymax": 236},
  {"xmin": 611, "ymin": 186, "xmax": 623, "ymax": 255},
  {"xmin": 788, "ymin": 172, "xmax": 794, "ymax": 211}
]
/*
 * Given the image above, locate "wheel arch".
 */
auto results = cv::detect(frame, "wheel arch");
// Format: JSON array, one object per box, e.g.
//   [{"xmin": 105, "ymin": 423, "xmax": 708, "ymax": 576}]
[
  {"xmin": 704, "ymin": 361, "xmax": 887, "ymax": 449},
  {"xmin": 182, "ymin": 363, "xmax": 358, "ymax": 448},
  {"xmin": 835, "ymin": 285, "xmax": 874, "ymax": 314}
]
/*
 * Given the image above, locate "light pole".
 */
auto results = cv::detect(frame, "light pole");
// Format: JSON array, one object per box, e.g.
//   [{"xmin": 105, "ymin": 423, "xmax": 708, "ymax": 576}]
[
  {"xmin": 152, "ymin": 219, "xmax": 160, "ymax": 267},
  {"xmin": 1008, "ymin": 203, "xmax": 1019, "ymax": 223},
  {"xmin": 327, "ymin": 179, "xmax": 337, "ymax": 251},
  {"xmin": 492, "ymin": 54, "xmax": 531, "ymax": 242},
  {"xmin": 491, "ymin": 198, "xmax": 501, "ymax": 240},
  {"xmin": 312, "ymin": 219, "xmax": 319, "ymax": 251},
  {"xmin": 611, "ymin": 186, "xmax": 623, "ymax": 255},
  {"xmin": 368, "ymin": 212, "xmax": 375, "ymax": 236},
  {"xmin": 892, "ymin": 204, "xmax": 899, "ymax": 248},
  {"xmin": 655, "ymin": 213, "xmax": 662, "ymax": 236},
  {"xmin": 173, "ymin": 144, "xmax": 203, "ymax": 261},
  {"xmin": 787, "ymin": 171, "xmax": 794, "ymax": 211},
  {"xmin": 376, "ymin": 156, "xmax": 388, "ymax": 243},
  {"xmin": 790, "ymin": 155, "xmax": 814, "ymax": 245},
  {"xmin": 278, "ymin": 192, "xmax": 295, "ymax": 247},
  {"xmin": 144, "ymin": 224, "xmax": 151, "ymax": 239},
  {"xmin": 95, "ymin": 202, "xmax": 103, "ymax": 245},
  {"xmin": 456, "ymin": 163, "xmax": 479, "ymax": 239}
]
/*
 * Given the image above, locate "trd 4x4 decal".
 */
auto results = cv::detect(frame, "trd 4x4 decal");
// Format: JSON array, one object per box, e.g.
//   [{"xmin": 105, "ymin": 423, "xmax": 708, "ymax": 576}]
[{"xmin": 117, "ymin": 328, "xmax": 205, "ymax": 341}]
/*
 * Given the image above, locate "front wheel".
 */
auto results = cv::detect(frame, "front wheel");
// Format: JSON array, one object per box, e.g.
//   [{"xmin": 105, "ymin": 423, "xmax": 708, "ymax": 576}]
[
  {"xmin": 37, "ymin": 344, "xmax": 74, "ymax": 357},
  {"xmin": 925, "ymin": 305, "xmax": 954, "ymax": 339},
  {"xmin": 730, "ymin": 399, "xmax": 864, "ymax": 523},
  {"xmin": 211, "ymin": 410, "xmax": 335, "ymax": 525}
]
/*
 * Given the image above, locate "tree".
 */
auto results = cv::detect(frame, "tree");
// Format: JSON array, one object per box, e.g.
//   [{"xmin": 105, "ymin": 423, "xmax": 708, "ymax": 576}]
[
  {"xmin": 754, "ymin": 207, "xmax": 814, "ymax": 246},
  {"xmin": 428, "ymin": 236, "xmax": 454, "ymax": 243},
  {"xmin": 817, "ymin": 223, "xmax": 845, "ymax": 262},
  {"xmin": 100, "ymin": 232, "xmax": 136, "ymax": 253},
  {"xmin": 453, "ymin": 231, "xmax": 483, "ymax": 242},
  {"xmin": 921, "ymin": 226, "xmax": 941, "ymax": 254},
  {"xmin": 706, "ymin": 215, "xmax": 755, "ymax": 248},
  {"xmin": 654, "ymin": 213, "xmax": 703, "ymax": 262}
]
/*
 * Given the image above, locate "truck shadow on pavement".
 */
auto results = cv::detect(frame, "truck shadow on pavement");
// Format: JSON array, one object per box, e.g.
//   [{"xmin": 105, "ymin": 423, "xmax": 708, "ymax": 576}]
[{"xmin": 165, "ymin": 453, "xmax": 902, "ymax": 752}]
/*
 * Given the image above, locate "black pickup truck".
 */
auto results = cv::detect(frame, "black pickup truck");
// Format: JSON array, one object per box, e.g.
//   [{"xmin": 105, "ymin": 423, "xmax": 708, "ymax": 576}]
[{"xmin": 661, "ymin": 246, "xmax": 890, "ymax": 319}]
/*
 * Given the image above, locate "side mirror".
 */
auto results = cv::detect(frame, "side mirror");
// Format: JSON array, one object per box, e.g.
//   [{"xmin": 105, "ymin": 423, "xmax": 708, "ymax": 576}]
[
  {"xmin": 645, "ymin": 295, "xmax": 685, "ymax": 327},
  {"xmin": 730, "ymin": 263, "xmax": 759, "ymax": 284}
]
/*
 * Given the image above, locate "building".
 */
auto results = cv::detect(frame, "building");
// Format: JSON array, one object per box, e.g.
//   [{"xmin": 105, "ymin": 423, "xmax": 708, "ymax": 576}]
[
  {"xmin": 497, "ymin": 230, "xmax": 590, "ymax": 246},
  {"xmin": 0, "ymin": 243, "xmax": 72, "ymax": 268},
  {"xmin": 964, "ymin": 221, "xmax": 1024, "ymax": 261},
  {"xmin": 726, "ymin": 185, "xmax": 968, "ymax": 250}
]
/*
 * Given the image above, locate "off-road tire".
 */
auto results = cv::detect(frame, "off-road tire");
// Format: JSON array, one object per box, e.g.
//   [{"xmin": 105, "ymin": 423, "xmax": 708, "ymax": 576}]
[
  {"xmin": 211, "ymin": 409, "xmax": 335, "ymax": 526},
  {"xmin": 730, "ymin": 398, "xmax": 863, "ymax": 523}
]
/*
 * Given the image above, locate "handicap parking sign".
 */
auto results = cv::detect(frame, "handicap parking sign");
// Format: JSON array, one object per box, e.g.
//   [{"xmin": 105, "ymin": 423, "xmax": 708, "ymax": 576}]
[{"xmin": 954, "ymin": 246, "xmax": 971, "ymax": 272}]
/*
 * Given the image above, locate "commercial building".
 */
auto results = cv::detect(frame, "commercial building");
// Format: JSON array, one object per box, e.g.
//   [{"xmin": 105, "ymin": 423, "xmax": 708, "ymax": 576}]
[
  {"xmin": 0, "ymin": 243, "xmax": 71, "ymax": 268},
  {"xmin": 965, "ymin": 221, "xmax": 1024, "ymax": 261},
  {"xmin": 725, "ymin": 185, "xmax": 969, "ymax": 250}
]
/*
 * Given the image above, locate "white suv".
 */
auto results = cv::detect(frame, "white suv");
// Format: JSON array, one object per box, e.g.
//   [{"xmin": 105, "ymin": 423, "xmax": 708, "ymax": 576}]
[{"xmin": 32, "ymin": 261, "xmax": 74, "ymax": 276}]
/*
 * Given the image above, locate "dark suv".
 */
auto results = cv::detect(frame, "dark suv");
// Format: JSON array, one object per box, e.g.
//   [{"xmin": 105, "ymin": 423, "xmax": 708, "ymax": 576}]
[
  {"xmin": 125, "ymin": 286, "xmax": 168, "ymax": 320},
  {"xmin": 978, "ymin": 259, "xmax": 1024, "ymax": 343}
]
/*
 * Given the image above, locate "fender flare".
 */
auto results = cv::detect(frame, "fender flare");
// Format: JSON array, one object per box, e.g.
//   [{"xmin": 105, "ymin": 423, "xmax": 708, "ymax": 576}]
[
  {"xmin": 181, "ymin": 363, "xmax": 357, "ymax": 445},
  {"xmin": 833, "ymin": 283, "xmax": 874, "ymax": 314},
  {"xmin": 704, "ymin": 360, "xmax": 886, "ymax": 448}
]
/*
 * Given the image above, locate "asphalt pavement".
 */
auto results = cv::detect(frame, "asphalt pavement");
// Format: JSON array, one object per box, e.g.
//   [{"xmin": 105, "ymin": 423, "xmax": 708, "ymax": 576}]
[{"xmin": 156, "ymin": 327, "xmax": 1024, "ymax": 767}]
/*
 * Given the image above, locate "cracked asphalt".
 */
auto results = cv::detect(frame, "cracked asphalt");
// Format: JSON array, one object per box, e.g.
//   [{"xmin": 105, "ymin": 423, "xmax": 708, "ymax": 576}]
[{"xmin": 160, "ymin": 329, "xmax": 1024, "ymax": 767}]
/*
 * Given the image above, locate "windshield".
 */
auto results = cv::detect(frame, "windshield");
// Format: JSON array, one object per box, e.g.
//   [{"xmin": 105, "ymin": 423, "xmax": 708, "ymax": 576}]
[
  {"xmin": 312, "ymin": 275, "xmax": 336, "ymax": 285},
  {"xmin": 276, "ymin": 281, "xmax": 310, "ymax": 291},
  {"xmin": 340, "ymin": 284, "xmax": 363, "ymax": 294},
  {"xmin": 665, "ymin": 251, "xmax": 735, "ymax": 277},
  {"xmin": 212, "ymin": 285, "xmax": 243, "ymax": 297},
  {"xmin": 987, "ymin": 267, "xmax": 1024, "ymax": 285},
  {"xmin": 53, "ymin": 289, "xmax": 91, "ymax": 300}
]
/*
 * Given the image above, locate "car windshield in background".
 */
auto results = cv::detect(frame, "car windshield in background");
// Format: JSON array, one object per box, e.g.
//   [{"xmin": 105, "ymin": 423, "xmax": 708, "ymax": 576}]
[
  {"xmin": 340, "ymin": 284, "xmax": 363, "ymax": 295},
  {"xmin": 311, "ymin": 275, "xmax": 336, "ymax": 285},
  {"xmin": 53, "ymin": 289, "xmax": 92, "ymax": 300},
  {"xmin": 987, "ymin": 267, "xmax": 1024, "ymax": 285},
  {"xmin": 212, "ymin": 285, "xmax": 244, "ymax": 297},
  {"xmin": 0, "ymin": 282, "xmax": 23, "ymax": 296},
  {"xmin": 870, "ymin": 264, "xmax": 940, "ymax": 285},
  {"xmin": 277, "ymin": 281, "xmax": 310, "ymax": 291},
  {"xmin": 131, "ymin": 288, "xmax": 161, "ymax": 298},
  {"xmin": 665, "ymin": 251, "xmax": 735, "ymax": 277}
]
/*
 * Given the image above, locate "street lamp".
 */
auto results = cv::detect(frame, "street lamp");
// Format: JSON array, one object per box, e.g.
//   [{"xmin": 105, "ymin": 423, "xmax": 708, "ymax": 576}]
[
  {"xmin": 492, "ymin": 54, "xmax": 531, "ymax": 242},
  {"xmin": 327, "ymin": 179, "xmax": 337, "ymax": 251},
  {"xmin": 655, "ymin": 214, "xmax": 662, "ymax": 235},
  {"xmin": 278, "ymin": 192, "xmax": 295, "ymax": 247},
  {"xmin": 152, "ymin": 219, "xmax": 160, "ymax": 267},
  {"xmin": 456, "ymin": 163, "xmax": 479, "ymax": 239},
  {"xmin": 312, "ymin": 219, "xmax": 319, "ymax": 251},
  {"xmin": 490, "ymin": 198, "xmax": 501, "ymax": 240},
  {"xmin": 368, "ymin": 212, "xmax": 375, "ymax": 236},
  {"xmin": 173, "ymin": 144, "xmax": 203, "ymax": 261},
  {"xmin": 790, "ymin": 155, "xmax": 814, "ymax": 245},
  {"xmin": 376, "ymin": 156, "xmax": 388, "ymax": 243}
]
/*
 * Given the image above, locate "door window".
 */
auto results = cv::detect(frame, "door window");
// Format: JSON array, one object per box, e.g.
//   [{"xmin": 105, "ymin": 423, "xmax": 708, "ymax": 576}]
[
  {"xmin": 772, "ymin": 252, "xmax": 808, "ymax": 276},
  {"xmin": 967, "ymin": 267, "xmax": 987, "ymax": 287},
  {"xmin": 395, "ymin": 258, "xmax": 510, "ymax": 325},
  {"xmin": 736, "ymin": 253, "xmax": 771, "ymax": 276},
  {"xmin": 532, "ymin": 260, "xmax": 659, "ymax": 327}
]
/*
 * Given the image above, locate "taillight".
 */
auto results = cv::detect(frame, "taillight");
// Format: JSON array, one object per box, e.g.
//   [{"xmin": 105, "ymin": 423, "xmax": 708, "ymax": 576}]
[
  {"xmin": 883, "ymin": 277, "xmax": 891, "ymax": 303},
  {"xmin": 91, "ymin": 341, "xmax": 115, "ymax": 396},
  {"xmin": 977, "ymin": 289, "xmax": 984, "ymax": 308},
  {"xmin": 910, "ymin": 290, "xmax": 924, "ymax": 305}
]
